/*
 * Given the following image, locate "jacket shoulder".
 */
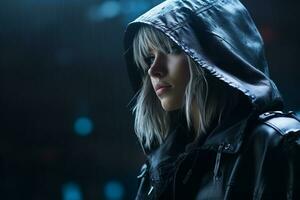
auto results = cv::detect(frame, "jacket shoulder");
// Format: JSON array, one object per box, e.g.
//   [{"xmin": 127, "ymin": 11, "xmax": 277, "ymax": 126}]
[
  {"xmin": 247, "ymin": 112, "xmax": 300, "ymax": 198},
  {"xmin": 248, "ymin": 111, "xmax": 300, "ymax": 152},
  {"xmin": 258, "ymin": 111, "xmax": 300, "ymax": 136}
]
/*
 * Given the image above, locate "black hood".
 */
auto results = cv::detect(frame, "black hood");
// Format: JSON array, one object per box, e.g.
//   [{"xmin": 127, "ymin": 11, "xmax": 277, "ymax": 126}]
[{"xmin": 123, "ymin": 0, "xmax": 283, "ymax": 153}]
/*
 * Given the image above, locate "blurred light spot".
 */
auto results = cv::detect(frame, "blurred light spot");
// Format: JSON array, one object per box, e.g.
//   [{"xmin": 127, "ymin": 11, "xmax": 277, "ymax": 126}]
[
  {"xmin": 74, "ymin": 117, "xmax": 93, "ymax": 136},
  {"xmin": 62, "ymin": 182, "xmax": 82, "ymax": 200},
  {"xmin": 119, "ymin": 0, "xmax": 151, "ymax": 22},
  {"xmin": 104, "ymin": 180, "xmax": 124, "ymax": 200},
  {"xmin": 88, "ymin": 1, "xmax": 121, "ymax": 22},
  {"xmin": 120, "ymin": 1, "xmax": 150, "ymax": 14},
  {"xmin": 87, "ymin": 0, "xmax": 163, "ymax": 23}
]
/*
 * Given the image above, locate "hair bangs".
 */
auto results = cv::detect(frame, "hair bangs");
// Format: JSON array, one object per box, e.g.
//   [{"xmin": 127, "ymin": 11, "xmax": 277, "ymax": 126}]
[{"xmin": 133, "ymin": 26, "xmax": 174, "ymax": 73}]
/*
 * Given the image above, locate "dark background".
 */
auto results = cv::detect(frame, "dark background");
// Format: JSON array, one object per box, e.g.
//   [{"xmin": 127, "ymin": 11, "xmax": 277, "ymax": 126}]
[{"xmin": 0, "ymin": 0, "xmax": 299, "ymax": 199}]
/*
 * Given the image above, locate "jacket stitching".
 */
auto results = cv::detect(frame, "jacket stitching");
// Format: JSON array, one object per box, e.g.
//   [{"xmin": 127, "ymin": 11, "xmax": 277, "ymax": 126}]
[{"xmin": 140, "ymin": 0, "xmax": 219, "ymax": 33}]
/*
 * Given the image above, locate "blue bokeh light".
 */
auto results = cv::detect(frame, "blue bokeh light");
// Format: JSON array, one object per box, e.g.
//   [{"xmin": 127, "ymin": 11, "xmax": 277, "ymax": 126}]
[
  {"xmin": 88, "ymin": 1, "xmax": 121, "ymax": 22},
  {"xmin": 74, "ymin": 117, "xmax": 93, "ymax": 136},
  {"xmin": 87, "ymin": 0, "xmax": 164, "ymax": 23},
  {"xmin": 62, "ymin": 182, "xmax": 82, "ymax": 200},
  {"xmin": 104, "ymin": 180, "xmax": 125, "ymax": 200},
  {"xmin": 119, "ymin": 0, "xmax": 151, "ymax": 22}
]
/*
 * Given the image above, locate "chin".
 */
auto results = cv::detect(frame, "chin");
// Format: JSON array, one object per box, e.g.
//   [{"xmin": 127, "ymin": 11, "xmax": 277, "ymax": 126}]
[{"xmin": 161, "ymin": 101, "xmax": 181, "ymax": 112}]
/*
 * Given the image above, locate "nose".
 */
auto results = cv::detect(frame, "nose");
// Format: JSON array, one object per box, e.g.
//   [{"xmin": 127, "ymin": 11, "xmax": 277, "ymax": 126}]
[{"xmin": 147, "ymin": 53, "xmax": 167, "ymax": 78}]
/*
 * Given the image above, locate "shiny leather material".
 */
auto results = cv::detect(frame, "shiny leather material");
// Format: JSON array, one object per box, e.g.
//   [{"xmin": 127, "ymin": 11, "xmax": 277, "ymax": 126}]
[
  {"xmin": 124, "ymin": 0, "xmax": 283, "ymax": 112},
  {"xmin": 123, "ymin": 0, "xmax": 300, "ymax": 199},
  {"xmin": 135, "ymin": 112, "xmax": 300, "ymax": 199}
]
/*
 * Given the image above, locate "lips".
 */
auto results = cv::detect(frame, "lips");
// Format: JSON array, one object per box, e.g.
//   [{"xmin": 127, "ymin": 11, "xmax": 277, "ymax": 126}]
[
  {"xmin": 155, "ymin": 83, "xmax": 171, "ymax": 92},
  {"xmin": 155, "ymin": 83, "xmax": 171, "ymax": 96}
]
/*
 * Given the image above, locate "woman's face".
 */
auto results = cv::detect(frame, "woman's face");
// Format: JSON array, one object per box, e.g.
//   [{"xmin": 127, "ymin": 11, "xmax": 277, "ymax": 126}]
[{"xmin": 146, "ymin": 49, "xmax": 190, "ymax": 111}]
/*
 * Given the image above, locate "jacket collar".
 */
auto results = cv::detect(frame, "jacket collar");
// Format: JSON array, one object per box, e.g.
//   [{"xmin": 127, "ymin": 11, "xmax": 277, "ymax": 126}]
[
  {"xmin": 145, "ymin": 110, "xmax": 254, "ymax": 160},
  {"xmin": 199, "ymin": 117, "xmax": 250, "ymax": 154},
  {"xmin": 196, "ymin": 99, "xmax": 254, "ymax": 154},
  {"xmin": 186, "ymin": 98, "xmax": 254, "ymax": 154}
]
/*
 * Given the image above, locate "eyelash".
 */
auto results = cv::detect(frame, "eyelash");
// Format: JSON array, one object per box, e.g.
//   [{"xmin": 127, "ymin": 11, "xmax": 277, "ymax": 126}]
[
  {"xmin": 144, "ymin": 56, "xmax": 155, "ymax": 66},
  {"xmin": 144, "ymin": 46, "xmax": 182, "ymax": 66}
]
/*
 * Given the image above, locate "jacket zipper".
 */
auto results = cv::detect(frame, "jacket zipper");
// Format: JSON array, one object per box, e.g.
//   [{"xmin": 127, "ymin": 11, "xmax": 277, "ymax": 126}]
[{"xmin": 213, "ymin": 144, "xmax": 224, "ymax": 182}]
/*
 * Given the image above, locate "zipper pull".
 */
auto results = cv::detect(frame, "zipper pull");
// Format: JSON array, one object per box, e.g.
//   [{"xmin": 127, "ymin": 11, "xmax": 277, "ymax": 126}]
[
  {"xmin": 137, "ymin": 163, "xmax": 147, "ymax": 179},
  {"xmin": 148, "ymin": 185, "xmax": 154, "ymax": 196},
  {"xmin": 213, "ymin": 144, "xmax": 224, "ymax": 182}
]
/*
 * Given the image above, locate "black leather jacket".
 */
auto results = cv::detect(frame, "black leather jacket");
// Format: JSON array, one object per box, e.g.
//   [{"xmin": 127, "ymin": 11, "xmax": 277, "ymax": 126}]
[
  {"xmin": 123, "ymin": 0, "xmax": 300, "ymax": 199},
  {"xmin": 134, "ymin": 111, "xmax": 300, "ymax": 199}
]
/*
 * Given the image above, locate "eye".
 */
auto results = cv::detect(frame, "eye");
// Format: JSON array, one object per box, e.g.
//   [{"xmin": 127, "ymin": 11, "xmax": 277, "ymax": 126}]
[
  {"xmin": 144, "ymin": 55, "xmax": 155, "ymax": 66},
  {"xmin": 169, "ymin": 45, "xmax": 182, "ymax": 54}
]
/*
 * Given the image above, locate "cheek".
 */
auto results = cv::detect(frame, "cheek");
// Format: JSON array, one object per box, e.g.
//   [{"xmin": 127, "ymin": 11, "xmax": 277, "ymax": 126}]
[
  {"xmin": 182, "ymin": 62, "xmax": 190, "ymax": 83},
  {"xmin": 174, "ymin": 58, "xmax": 190, "ymax": 87},
  {"xmin": 150, "ymin": 78, "xmax": 156, "ymax": 90}
]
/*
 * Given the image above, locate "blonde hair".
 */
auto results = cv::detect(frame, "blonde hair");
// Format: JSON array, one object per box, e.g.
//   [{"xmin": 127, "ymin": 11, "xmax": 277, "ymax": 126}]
[{"xmin": 132, "ymin": 25, "xmax": 232, "ymax": 150}]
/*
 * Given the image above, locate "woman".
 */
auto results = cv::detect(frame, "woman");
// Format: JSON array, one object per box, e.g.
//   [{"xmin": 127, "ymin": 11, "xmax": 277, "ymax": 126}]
[{"xmin": 123, "ymin": 0, "xmax": 300, "ymax": 199}]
